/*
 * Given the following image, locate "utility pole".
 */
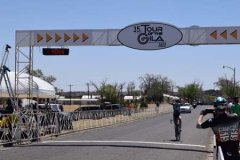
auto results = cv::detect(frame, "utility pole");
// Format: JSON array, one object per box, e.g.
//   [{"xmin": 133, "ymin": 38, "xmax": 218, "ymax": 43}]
[
  {"xmin": 68, "ymin": 84, "xmax": 73, "ymax": 105},
  {"xmin": 86, "ymin": 83, "xmax": 90, "ymax": 99}
]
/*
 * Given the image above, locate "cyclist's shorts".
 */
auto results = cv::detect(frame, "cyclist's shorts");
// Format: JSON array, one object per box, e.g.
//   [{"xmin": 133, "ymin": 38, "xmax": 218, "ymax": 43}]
[{"xmin": 173, "ymin": 112, "xmax": 180, "ymax": 119}]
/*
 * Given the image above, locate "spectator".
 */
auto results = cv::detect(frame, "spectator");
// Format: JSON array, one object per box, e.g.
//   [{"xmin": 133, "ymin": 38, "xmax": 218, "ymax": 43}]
[
  {"xmin": 5, "ymin": 98, "xmax": 14, "ymax": 114},
  {"xmin": 127, "ymin": 101, "xmax": 132, "ymax": 116},
  {"xmin": 32, "ymin": 97, "xmax": 38, "ymax": 111},
  {"xmin": 155, "ymin": 101, "xmax": 160, "ymax": 113},
  {"xmin": 231, "ymin": 96, "xmax": 240, "ymax": 116},
  {"xmin": 225, "ymin": 97, "xmax": 233, "ymax": 113},
  {"xmin": 59, "ymin": 104, "xmax": 64, "ymax": 112},
  {"xmin": 196, "ymin": 96, "xmax": 240, "ymax": 160}
]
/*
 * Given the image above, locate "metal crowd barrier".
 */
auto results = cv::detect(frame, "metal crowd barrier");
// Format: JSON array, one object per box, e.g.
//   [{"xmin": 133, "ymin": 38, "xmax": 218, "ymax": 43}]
[
  {"xmin": 0, "ymin": 107, "xmax": 171, "ymax": 146},
  {"xmin": 217, "ymin": 147, "xmax": 224, "ymax": 160},
  {"xmin": 213, "ymin": 135, "xmax": 225, "ymax": 160}
]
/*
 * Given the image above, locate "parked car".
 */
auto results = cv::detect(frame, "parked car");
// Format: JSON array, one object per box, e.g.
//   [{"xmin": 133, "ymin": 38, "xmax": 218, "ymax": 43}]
[
  {"xmin": 100, "ymin": 103, "xmax": 126, "ymax": 117},
  {"xmin": 180, "ymin": 103, "xmax": 192, "ymax": 113},
  {"xmin": 71, "ymin": 105, "xmax": 102, "ymax": 120},
  {"xmin": 38, "ymin": 103, "xmax": 63, "ymax": 112},
  {"xmin": 111, "ymin": 104, "xmax": 128, "ymax": 115}
]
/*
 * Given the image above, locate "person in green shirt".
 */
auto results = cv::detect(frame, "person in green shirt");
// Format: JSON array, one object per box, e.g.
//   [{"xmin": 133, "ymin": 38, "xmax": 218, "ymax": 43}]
[{"xmin": 231, "ymin": 97, "xmax": 240, "ymax": 116}]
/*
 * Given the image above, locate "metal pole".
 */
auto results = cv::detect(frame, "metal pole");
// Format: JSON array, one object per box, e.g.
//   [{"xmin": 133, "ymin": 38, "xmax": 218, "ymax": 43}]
[
  {"xmin": 234, "ymin": 67, "xmax": 236, "ymax": 96},
  {"xmin": 69, "ymin": 84, "xmax": 73, "ymax": 105},
  {"xmin": 234, "ymin": 67, "xmax": 236, "ymax": 89},
  {"xmin": 223, "ymin": 65, "xmax": 236, "ymax": 96},
  {"xmin": 86, "ymin": 83, "xmax": 90, "ymax": 99}
]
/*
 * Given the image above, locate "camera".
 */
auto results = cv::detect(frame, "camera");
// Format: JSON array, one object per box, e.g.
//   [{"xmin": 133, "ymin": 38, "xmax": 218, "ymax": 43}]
[
  {"xmin": 201, "ymin": 109, "xmax": 215, "ymax": 115},
  {"xmin": 205, "ymin": 109, "xmax": 214, "ymax": 113}
]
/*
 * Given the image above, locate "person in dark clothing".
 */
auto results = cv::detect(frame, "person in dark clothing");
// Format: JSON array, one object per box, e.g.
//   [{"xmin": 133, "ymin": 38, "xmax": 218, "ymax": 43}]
[
  {"xmin": 59, "ymin": 104, "xmax": 64, "ymax": 112},
  {"xmin": 155, "ymin": 101, "xmax": 160, "ymax": 113},
  {"xmin": 127, "ymin": 101, "xmax": 132, "ymax": 116},
  {"xmin": 172, "ymin": 99, "xmax": 181, "ymax": 127},
  {"xmin": 5, "ymin": 99, "xmax": 14, "ymax": 114},
  {"xmin": 196, "ymin": 96, "xmax": 240, "ymax": 160}
]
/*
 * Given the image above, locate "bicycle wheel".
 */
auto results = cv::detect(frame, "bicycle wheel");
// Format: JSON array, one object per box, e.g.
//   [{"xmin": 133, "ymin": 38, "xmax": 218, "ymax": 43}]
[
  {"xmin": 175, "ymin": 124, "xmax": 181, "ymax": 141},
  {"xmin": 177, "ymin": 129, "xmax": 181, "ymax": 141},
  {"xmin": 175, "ymin": 125, "xmax": 178, "ymax": 140}
]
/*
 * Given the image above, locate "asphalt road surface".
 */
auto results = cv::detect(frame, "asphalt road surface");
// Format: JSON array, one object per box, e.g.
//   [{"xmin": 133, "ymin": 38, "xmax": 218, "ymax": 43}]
[{"xmin": 0, "ymin": 105, "xmax": 213, "ymax": 160}]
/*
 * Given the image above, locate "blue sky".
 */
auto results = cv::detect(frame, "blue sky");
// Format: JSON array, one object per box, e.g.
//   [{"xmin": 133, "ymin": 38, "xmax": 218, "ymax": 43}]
[{"xmin": 1, "ymin": 0, "xmax": 240, "ymax": 92}]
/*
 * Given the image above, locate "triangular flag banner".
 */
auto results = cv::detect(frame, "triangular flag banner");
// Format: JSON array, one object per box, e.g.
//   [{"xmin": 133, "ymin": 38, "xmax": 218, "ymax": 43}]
[
  {"xmin": 46, "ymin": 33, "xmax": 52, "ymax": 42},
  {"xmin": 82, "ymin": 33, "xmax": 88, "ymax": 42},
  {"xmin": 55, "ymin": 33, "xmax": 61, "ymax": 42},
  {"xmin": 210, "ymin": 31, "xmax": 217, "ymax": 40},
  {"xmin": 64, "ymin": 33, "xmax": 71, "ymax": 42},
  {"xmin": 73, "ymin": 33, "xmax": 80, "ymax": 42},
  {"xmin": 220, "ymin": 30, "xmax": 227, "ymax": 40}
]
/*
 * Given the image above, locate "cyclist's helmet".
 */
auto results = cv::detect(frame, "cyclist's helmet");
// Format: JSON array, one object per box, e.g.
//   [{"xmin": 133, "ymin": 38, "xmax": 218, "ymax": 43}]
[
  {"xmin": 214, "ymin": 96, "xmax": 227, "ymax": 110},
  {"xmin": 175, "ymin": 99, "xmax": 180, "ymax": 103}
]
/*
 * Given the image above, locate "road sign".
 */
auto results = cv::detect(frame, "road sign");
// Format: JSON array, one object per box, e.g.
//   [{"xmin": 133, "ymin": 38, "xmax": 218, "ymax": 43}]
[{"xmin": 117, "ymin": 22, "xmax": 183, "ymax": 50}]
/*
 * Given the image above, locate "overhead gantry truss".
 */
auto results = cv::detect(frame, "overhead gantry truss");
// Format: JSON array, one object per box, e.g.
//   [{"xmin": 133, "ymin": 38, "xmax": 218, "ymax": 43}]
[{"xmin": 15, "ymin": 25, "xmax": 240, "ymax": 100}]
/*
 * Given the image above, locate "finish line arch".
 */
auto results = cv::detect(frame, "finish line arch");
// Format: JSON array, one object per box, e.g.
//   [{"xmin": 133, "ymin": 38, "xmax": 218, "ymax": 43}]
[{"xmin": 15, "ymin": 22, "xmax": 240, "ymax": 99}]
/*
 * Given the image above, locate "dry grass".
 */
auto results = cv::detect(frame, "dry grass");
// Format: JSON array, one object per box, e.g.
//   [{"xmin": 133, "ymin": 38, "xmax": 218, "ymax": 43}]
[
  {"xmin": 63, "ymin": 105, "xmax": 79, "ymax": 112},
  {"xmin": 71, "ymin": 105, "xmax": 173, "ymax": 130},
  {"xmin": 63, "ymin": 103, "xmax": 172, "ymax": 112}
]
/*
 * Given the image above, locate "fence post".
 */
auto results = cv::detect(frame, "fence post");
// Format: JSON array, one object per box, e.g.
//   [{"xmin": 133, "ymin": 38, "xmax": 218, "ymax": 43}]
[{"xmin": 36, "ymin": 112, "xmax": 40, "ymax": 142}]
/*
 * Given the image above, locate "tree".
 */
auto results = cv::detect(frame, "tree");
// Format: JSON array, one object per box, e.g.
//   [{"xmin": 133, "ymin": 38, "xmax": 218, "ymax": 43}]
[
  {"xmin": 178, "ymin": 81, "xmax": 203, "ymax": 104},
  {"xmin": 117, "ymin": 82, "xmax": 126, "ymax": 99},
  {"xmin": 127, "ymin": 81, "xmax": 135, "ymax": 96},
  {"xmin": 90, "ymin": 80, "xmax": 118, "ymax": 103},
  {"xmin": 30, "ymin": 69, "xmax": 56, "ymax": 85},
  {"xmin": 43, "ymin": 75, "xmax": 56, "ymax": 85},
  {"xmin": 31, "ymin": 69, "xmax": 44, "ymax": 78},
  {"xmin": 139, "ymin": 73, "xmax": 155, "ymax": 96},
  {"xmin": 139, "ymin": 74, "xmax": 172, "ymax": 102},
  {"xmin": 214, "ymin": 76, "xmax": 239, "ymax": 97},
  {"xmin": 147, "ymin": 81, "xmax": 164, "ymax": 102}
]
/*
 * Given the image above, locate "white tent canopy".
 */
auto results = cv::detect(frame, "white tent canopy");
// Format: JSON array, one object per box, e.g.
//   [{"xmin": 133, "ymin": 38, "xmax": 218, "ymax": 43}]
[
  {"xmin": 81, "ymin": 95, "xmax": 101, "ymax": 99},
  {"xmin": 124, "ymin": 96, "xmax": 142, "ymax": 101},
  {"xmin": 163, "ymin": 94, "xmax": 179, "ymax": 100},
  {"xmin": 0, "ymin": 72, "xmax": 56, "ymax": 98}
]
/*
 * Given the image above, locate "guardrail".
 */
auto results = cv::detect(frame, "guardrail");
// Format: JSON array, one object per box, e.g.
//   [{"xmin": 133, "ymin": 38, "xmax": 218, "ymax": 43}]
[{"xmin": 0, "ymin": 107, "xmax": 172, "ymax": 146}]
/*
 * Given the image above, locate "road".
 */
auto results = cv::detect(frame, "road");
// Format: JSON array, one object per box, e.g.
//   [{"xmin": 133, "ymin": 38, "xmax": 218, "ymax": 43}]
[{"xmin": 0, "ymin": 105, "xmax": 213, "ymax": 160}]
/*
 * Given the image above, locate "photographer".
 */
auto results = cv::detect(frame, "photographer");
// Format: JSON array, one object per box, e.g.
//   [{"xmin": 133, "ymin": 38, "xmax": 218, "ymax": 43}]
[{"xmin": 196, "ymin": 97, "xmax": 240, "ymax": 160}]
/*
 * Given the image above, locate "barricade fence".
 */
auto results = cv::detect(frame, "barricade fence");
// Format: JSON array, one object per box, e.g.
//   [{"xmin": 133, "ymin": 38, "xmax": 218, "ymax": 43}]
[
  {"xmin": 217, "ymin": 146, "xmax": 224, "ymax": 160},
  {"xmin": 0, "ymin": 107, "xmax": 172, "ymax": 146},
  {"xmin": 213, "ymin": 135, "xmax": 225, "ymax": 160}
]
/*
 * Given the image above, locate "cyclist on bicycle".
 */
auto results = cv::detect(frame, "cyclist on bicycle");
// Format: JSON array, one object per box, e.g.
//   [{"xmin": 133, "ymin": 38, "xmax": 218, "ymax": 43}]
[{"xmin": 172, "ymin": 99, "xmax": 182, "ymax": 139}]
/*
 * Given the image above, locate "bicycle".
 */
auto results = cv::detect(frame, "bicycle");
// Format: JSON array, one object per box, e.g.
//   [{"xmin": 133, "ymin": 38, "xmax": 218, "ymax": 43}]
[
  {"xmin": 175, "ymin": 118, "xmax": 181, "ymax": 141},
  {"xmin": 171, "ymin": 117, "xmax": 181, "ymax": 141}
]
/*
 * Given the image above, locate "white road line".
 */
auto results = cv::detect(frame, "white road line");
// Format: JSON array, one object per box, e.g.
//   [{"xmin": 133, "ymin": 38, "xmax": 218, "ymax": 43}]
[
  {"xmin": 0, "ymin": 148, "xmax": 10, "ymax": 151},
  {"xmin": 42, "ymin": 140, "xmax": 206, "ymax": 148}
]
